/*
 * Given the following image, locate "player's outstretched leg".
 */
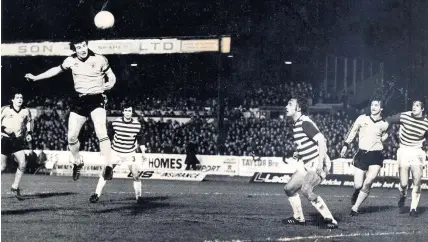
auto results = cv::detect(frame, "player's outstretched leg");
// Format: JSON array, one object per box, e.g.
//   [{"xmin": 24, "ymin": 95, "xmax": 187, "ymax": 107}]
[
  {"xmin": 409, "ymin": 164, "xmax": 423, "ymax": 217},
  {"xmin": 352, "ymin": 167, "xmax": 365, "ymax": 206},
  {"xmin": 283, "ymin": 170, "xmax": 306, "ymax": 225},
  {"xmin": 10, "ymin": 151, "xmax": 26, "ymax": 201},
  {"xmin": 91, "ymin": 108, "xmax": 113, "ymax": 180},
  {"xmin": 398, "ymin": 165, "xmax": 410, "ymax": 210},
  {"xmin": 301, "ymin": 171, "xmax": 338, "ymax": 229},
  {"xmin": 67, "ymin": 112, "xmax": 86, "ymax": 181},
  {"xmin": 350, "ymin": 165, "xmax": 381, "ymax": 216}
]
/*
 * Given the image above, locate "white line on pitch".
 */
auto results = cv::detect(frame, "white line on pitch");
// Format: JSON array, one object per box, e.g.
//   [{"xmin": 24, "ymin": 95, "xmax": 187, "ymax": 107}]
[
  {"xmin": 204, "ymin": 231, "xmax": 427, "ymax": 242},
  {"xmin": 1, "ymin": 191, "xmax": 397, "ymax": 199},
  {"xmin": 106, "ymin": 191, "xmax": 394, "ymax": 199},
  {"xmin": 275, "ymin": 231, "xmax": 426, "ymax": 241}
]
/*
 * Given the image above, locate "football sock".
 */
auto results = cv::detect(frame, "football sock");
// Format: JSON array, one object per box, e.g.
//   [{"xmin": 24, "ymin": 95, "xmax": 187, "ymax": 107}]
[
  {"xmin": 288, "ymin": 193, "xmax": 305, "ymax": 221},
  {"xmin": 95, "ymin": 176, "xmax": 107, "ymax": 196},
  {"xmin": 133, "ymin": 181, "xmax": 142, "ymax": 199}
]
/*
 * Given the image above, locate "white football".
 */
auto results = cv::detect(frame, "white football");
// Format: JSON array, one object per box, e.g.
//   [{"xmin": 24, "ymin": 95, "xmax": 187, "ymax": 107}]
[{"xmin": 94, "ymin": 11, "xmax": 115, "ymax": 29}]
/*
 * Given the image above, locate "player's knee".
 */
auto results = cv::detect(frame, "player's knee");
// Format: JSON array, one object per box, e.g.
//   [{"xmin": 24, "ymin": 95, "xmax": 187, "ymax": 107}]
[
  {"xmin": 361, "ymin": 182, "xmax": 372, "ymax": 192},
  {"xmin": 400, "ymin": 181, "xmax": 408, "ymax": 188},
  {"xmin": 363, "ymin": 176, "xmax": 376, "ymax": 187},
  {"xmin": 67, "ymin": 135, "xmax": 79, "ymax": 145},
  {"xmin": 98, "ymin": 136, "xmax": 110, "ymax": 144},
  {"xmin": 300, "ymin": 185, "xmax": 315, "ymax": 201},
  {"xmin": 412, "ymin": 178, "xmax": 422, "ymax": 188},
  {"xmin": 302, "ymin": 191, "xmax": 317, "ymax": 202},
  {"xmin": 360, "ymin": 186, "xmax": 370, "ymax": 194},
  {"xmin": 17, "ymin": 160, "xmax": 27, "ymax": 171},
  {"xmin": 94, "ymin": 125, "xmax": 108, "ymax": 140},
  {"xmin": 284, "ymin": 185, "xmax": 296, "ymax": 197},
  {"xmin": 354, "ymin": 182, "xmax": 363, "ymax": 190},
  {"xmin": 412, "ymin": 186, "xmax": 421, "ymax": 193},
  {"xmin": 132, "ymin": 173, "xmax": 140, "ymax": 181}
]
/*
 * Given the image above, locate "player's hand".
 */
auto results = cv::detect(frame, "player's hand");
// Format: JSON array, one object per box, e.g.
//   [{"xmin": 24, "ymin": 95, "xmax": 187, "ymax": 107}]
[
  {"xmin": 316, "ymin": 168, "xmax": 327, "ymax": 180},
  {"xmin": 340, "ymin": 146, "xmax": 347, "ymax": 158},
  {"xmin": 324, "ymin": 160, "xmax": 332, "ymax": 175},
  {"xmin": 24, "ymin": 73, "xmax": 37, "ymax": 81},
  {"xmin": 381, "ymin": 133, "xmax": 388, "ymax": 142},
  {"xmin": 2, "ymin": 127, "xmax": 16, "ymax": 138},
  {"xmin": 316, "ymin": 155, "xmax": 325, "ymax": 174},
  {"xmin": 292, "ymin": 152, "xmax": 299, "ymax": 159}
]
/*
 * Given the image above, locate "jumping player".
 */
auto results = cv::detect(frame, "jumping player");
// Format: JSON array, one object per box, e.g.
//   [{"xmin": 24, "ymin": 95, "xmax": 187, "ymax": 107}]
[
  {"xmin": 1, "ymin": 92, "xmax": 33, "ymax": 200},
  {"xmin": 24, "ymin": 37, "xmax": 116, "ymax": 181},
  {"xmin": 89, "ymin": 103, "xmax": 145, "ymax": 203},
  {"xmin": 386, "ymin": 99, "xmax": 428, "ymax": 216},
  {"xmin": 340, "ymin": 100, "xmax": 389, "ymax": 215},
  {"xmin": 283, "ymin": 97, "xmax": 337, "ymax": 229}
]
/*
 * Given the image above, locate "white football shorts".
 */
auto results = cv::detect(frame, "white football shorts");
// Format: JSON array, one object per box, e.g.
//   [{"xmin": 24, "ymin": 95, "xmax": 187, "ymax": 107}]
[
  {"xmin": 111, "ymin": 150, "xmax": 143, "ymax": 170},
  {"xmin": 397, "ymin": 146, "xmax": 426, "ymax": 168}
]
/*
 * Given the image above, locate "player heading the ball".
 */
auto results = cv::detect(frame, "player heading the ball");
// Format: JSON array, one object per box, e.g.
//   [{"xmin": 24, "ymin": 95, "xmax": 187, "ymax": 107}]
[{"xmin": 25, "ymin": 36, "xmax": 117, "ymax": 181}]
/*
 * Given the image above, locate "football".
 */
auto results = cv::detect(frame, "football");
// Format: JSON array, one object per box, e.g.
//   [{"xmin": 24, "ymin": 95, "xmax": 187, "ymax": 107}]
[{"xmin": 94, "ymin": 11, "xmax": 115, "ymax": 29}]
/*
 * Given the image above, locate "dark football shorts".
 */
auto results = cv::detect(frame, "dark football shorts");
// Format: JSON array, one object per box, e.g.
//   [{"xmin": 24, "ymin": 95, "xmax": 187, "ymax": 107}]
[
  {"xmin": 353, "ymin": 149, "xmax": 384, "ymax": 171},
  {"xmin": 71, "ymin": 94, "xmax": 106, "ymax": 117},
  {"xmin": 1, "ymin": 135, "xmax": 25, "ymax": 156}
]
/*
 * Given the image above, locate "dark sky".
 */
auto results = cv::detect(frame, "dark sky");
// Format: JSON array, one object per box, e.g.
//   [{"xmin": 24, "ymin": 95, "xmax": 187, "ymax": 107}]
[{"xmin": 2, "ymin": 0, "xmax": 427, "ymax": 97}]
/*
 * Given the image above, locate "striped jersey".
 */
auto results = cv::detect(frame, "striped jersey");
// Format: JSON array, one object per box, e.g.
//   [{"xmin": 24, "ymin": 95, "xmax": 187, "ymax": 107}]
[
  {"xmin": 344, "ymin": 114, "xmax": 388, "ymax": 151},
  {"xmin": 1, "ymin": 105, "xmax": 31, "ymax": 138},
  {"xmin": 110, "ymin": 117, "xmax": 143, "ymax": 153},
  {"xmin": 386, "ymin": 111, "xmax": 428, "ymax": 148},
  {"xmin": 292, "ymin": 115, "xmax": 320, "ymax": 163},
  {"xmin": 61, "ymin": 50, "xmax": 110, "ymax": 95}
]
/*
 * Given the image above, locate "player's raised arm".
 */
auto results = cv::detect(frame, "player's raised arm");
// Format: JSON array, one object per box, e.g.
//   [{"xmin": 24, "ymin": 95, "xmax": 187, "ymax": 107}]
[
  {"xmin": 384, "ymin": 112, "xmax": 403, "ymax": 135},
  {"xmin": 385, "ymin": 112, "xmax": 402, "ymax": 125},
  {"xmin": 24, "ymin": 57, "xmax": 71, "ymax": 81},
  {"xmin": 340, "ymin": 115, "xmax": 363, "ymax": 157},
  {"xmin": 24, "ymin": 66, "xmax": 64, "ymax": 81}
]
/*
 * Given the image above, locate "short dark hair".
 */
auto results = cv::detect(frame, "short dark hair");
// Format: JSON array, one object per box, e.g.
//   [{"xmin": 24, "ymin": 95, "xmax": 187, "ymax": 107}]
[
  {"xmin": 292, "ymin": 96, "xmax": 309, "ymax": 114},
  {"xmin": 69, "ymin": 36, "xmax": 88, "ymax": 51},
  {"xmin": 10, "ymin": 89, "xmax": 23, "ymax": 100},
  {"xmin": 370, "ymin": 98, "xmax": 384, "ymax": 108},
  {"xmin": 413, "ymin": 99, "xmax": 425, "ymax": 110},
  {"xmin": 121, "ymin": 101, "xmax": 133, "ymax": 110}
]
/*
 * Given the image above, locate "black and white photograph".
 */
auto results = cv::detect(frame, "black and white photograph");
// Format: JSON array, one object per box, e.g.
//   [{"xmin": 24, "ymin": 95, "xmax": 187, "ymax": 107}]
[{"xmin": 1, "ymin": 0, "xmax": 428, "ymax": 241}]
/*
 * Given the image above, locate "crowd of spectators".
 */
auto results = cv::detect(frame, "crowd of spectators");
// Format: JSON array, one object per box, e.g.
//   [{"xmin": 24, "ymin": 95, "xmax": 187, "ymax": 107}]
[
  {"xmin": 17, "ymin": 79, "xmax": 426, "ymax": 161},
  {"xmin": 24, "ymin": 81, "xmax": 321, "ymax": 116},
  {"xmin": 241, "ymin": 82, "xmax": 314, "ymax": 107},
  {"xmin": 28, "ymin": 106, "xmax": 425, "ymax": 161}
]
